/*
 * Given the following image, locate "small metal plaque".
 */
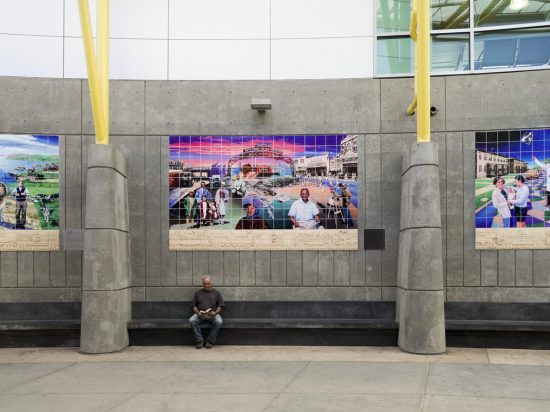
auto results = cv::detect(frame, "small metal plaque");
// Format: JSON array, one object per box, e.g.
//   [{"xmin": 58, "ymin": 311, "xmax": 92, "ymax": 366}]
[{"xmin": 364, "ymin": 229, "xmax": 385, "ymax": 250}]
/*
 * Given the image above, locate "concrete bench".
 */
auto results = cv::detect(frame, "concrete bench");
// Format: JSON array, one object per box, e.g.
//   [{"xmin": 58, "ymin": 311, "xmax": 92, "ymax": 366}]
[{"xmin": 2, "ymin": 301, "xmax": 550, "ymax": 348}]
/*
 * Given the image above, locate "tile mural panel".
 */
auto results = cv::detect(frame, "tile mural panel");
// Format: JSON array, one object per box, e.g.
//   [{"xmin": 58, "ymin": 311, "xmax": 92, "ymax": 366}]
[
  {"xmin": 168, "ymin": 135, "xmax": 359, "ymax": 250},
  {"xmin": 0, "ymin": 134, "xmax": 60, "ymax": 251},
  {"xmin": 475, "ymin": 128, "xmax": 550, "ymax": 249}
]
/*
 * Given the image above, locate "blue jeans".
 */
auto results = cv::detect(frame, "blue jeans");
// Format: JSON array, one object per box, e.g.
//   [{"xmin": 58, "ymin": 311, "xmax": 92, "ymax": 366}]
[
  {"xmin": 503, "ymin": 217, "xmax": 511, "ymax": 228},
  {"xmin": 189, "ymin": 314, "xmax": 223, "ymax": 343}
]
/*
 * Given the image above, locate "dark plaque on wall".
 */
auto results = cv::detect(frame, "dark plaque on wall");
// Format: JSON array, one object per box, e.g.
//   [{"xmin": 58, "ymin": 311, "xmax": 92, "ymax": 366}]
[{"xmin": 364, "ymin": 229, "xmax": 385, "ymax": 250}]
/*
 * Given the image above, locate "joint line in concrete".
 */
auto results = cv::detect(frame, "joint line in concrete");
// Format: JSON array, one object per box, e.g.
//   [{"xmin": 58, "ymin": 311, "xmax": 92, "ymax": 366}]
[
  {"xmin": 82, "ymin": 286, "xmax": 132, "ymax": 292},
  {"xmin": 401, "ymin": 162, "xmax": 439, "ymax": 176},
  {"xmin": 399, "ymin": 226, "xmax": 441, "ymax": 232},
  {"xmin": 397, "ymin": 286, "xmax": 444, "ymax": 292},
  {"xmin": 87, "ymin": 165, "xmax": 127, "ymax": 179},
  {"xmin": 85, "ymin": 227, "xmax": 129, "ymax": 234}
]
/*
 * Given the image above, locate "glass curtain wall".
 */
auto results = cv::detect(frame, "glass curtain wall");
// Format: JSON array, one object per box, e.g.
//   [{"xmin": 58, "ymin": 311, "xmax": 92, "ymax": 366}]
[{"xmin": 377, "ymin": 0, "xmax": 550, "ymax": 75}]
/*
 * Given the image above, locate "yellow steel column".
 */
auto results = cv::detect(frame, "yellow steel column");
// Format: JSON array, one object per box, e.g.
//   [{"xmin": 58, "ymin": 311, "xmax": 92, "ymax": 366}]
[
  {"xmin": 407, "ymin": 0, "xmax": 430, "ymax": 143},
  {"xmin": 407, "ymin": 0, "xmax": 418, "ymax": 116},
  {"xmin": 78, "ymin": 0, "xmax": 109, "ymax": 145},
  {"xmin": 416, "ymin": 0, "xmax": 430, "ymax": 143},
  {"xmin": 97, "ymin": 0, "xmax": 109, "ymax": 144}
]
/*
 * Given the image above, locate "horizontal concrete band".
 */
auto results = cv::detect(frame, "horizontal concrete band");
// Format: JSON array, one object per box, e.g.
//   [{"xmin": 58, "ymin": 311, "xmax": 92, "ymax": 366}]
[{"xmin": 3, "ymin": 302, "xmax": 550, "ymax": 322}]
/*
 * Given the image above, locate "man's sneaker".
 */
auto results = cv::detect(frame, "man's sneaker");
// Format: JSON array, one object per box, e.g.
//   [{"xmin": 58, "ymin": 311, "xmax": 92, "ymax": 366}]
[
  {"xmin": 195, "ymin": 340, "xmax": 204, "ymax": 349},
  {"xmin": 204, "ymin": 340, "xmax": 214, "ymax": 349}
]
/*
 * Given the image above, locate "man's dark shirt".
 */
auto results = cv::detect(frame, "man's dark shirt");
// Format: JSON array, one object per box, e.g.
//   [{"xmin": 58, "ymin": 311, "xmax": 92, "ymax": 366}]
[
  {"xmin": 192, "ymin": 288, "xmax": 225, "ymax": 311},
  {"xmin": 235, "ymin": 216, "xmax": 268, "ymax": 229}
]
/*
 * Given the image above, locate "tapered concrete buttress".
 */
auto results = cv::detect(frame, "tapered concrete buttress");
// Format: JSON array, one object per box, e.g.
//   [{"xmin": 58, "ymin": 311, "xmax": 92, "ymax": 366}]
[
  {"xmin": 396, "ymin": 142, "xmax": 446, "ymax": 354},
  {"xmin": 81, "ymin": 144, "xmax": 131, "ymax": 354}
]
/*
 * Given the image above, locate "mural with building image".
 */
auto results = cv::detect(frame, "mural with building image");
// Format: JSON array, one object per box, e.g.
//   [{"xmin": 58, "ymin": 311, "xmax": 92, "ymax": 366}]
[
  {"xmin": 475, "ymin": 129, "xmax": 550, "ymax": 249},
  {"xmin": 168, "ymin": 135, "xmax": 359, "ymax": 250}
]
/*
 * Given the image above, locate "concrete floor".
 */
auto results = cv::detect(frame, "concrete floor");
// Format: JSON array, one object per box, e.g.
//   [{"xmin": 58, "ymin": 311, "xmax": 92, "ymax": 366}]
[{"xmin": 1, "ymin": 346, "xmax": 550, "ymax": 411}]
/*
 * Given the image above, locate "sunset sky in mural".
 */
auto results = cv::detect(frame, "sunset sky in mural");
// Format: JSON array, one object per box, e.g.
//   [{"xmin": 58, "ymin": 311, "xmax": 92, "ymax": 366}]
[{"xmin": 170, "ymin": 135, "xmax": 346, "ymax": 167}]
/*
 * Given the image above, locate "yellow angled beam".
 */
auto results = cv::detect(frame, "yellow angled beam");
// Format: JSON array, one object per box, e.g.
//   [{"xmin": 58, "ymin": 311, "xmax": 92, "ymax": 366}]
[
  {"xmin": 78, "ymin": 0, "xmax": 109, "ymax": 145},
  {"xmin": 97, "ymin": 0, "xmax": 109, "ymax": 144},
  {"xmin": 407, "ymin": 94, "xmax": 417, "ymax": 116}
]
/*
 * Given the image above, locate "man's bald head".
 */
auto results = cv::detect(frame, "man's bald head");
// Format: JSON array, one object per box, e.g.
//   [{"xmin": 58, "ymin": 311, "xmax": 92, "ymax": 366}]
[{"xmin": 202, "ymin": 275, "xmax": 212, "ymax": 290}]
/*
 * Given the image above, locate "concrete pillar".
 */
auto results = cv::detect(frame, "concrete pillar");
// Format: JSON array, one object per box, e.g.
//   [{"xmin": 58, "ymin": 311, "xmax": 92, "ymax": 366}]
[
  {"xmin": 396, "ymin": 142, "xmax": 446, "ymax": 354},
  {"xmin": 80, "ymin": 144, "xmax": 131, "ymax": 353}
]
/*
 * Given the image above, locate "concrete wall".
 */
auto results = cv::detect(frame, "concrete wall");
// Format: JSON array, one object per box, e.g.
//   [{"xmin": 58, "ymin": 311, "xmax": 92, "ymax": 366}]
[{"xmin": 1, "ymin": 71, "xmax": 550, "ymax": 304}]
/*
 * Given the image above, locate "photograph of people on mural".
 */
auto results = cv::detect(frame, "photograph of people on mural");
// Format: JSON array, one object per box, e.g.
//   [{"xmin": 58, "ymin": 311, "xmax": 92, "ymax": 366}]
[
  {"xmin": 0, "ymin": 135, "xmax": 60, "ymax": 230},
  {"xmin": 475, "ymin": 129, "xmax": 550, "ymax": 229},
  {"xmin": 169, "ymin": 135, "xmax": 358, "ymax": 230}
]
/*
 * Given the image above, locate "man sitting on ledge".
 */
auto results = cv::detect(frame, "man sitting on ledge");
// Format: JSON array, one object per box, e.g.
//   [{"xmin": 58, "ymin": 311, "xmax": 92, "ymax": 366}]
[
  {"xmin": 189, "ymin": 275, "xmax": 224, "ymax": 349},
  {"xmin": 288, "ymin": 188, "xmax": 322, "ymax": 229}
]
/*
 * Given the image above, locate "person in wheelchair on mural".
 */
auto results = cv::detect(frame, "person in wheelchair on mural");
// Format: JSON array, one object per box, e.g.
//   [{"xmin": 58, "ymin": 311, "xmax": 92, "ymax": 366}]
[
  {"xmin": 198, "ymin": 195, "xmax": 209, "ymax": 227},
  {"xmin": 207, "ymin": 200, "xmax": 218, "ymax": 225}
]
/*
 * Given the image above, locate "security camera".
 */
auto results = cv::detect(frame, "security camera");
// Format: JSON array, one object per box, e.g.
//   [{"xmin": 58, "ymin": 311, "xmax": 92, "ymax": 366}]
[{"xmin": 430, "ymin": 106, "xmax": 438, "ymax": 116}]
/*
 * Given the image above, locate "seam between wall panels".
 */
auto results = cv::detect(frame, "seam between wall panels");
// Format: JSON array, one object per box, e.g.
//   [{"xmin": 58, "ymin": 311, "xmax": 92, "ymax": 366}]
[
  {"xmin": 143, "ymin": 81, "xmax": 147, "ymax": 299},
  {"xmin": 445, "ymin": 132, "xmax": 448, "ymax": 299},
  {"xmin": 379, "ymin": 134, "xmax": 382, "ymax": 293},
  {"xmin": 462, "ymin": 132, "xmax": 465, "ymax": 287},
  {"xmin": 269, "ymin": 0, "xmax": 272, "ymax": 80},
  {"xmin": 62, "ymin": 0, "xmax": 65, "ymax": 78},
  {"xmin": 159, "ymin": 136, "xmax": 163, "ymax": 287},
  {"xmin": 167, "ymin": 0, "xmax": 170, "ymax": 80}
]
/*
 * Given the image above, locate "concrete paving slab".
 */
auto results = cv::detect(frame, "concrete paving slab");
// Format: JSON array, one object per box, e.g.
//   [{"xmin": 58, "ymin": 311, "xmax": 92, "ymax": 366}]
[
  {"xmin": 0, "ymin": 346, "xmax": 490, "ymax": 364},
  {"xmin": 266, "ymin": 394, "xmax": 422, "ymax": 412},
  {"xmin": 1, "ymin": 347, "xmax": 550, "ymax": 411},
  {"xmin": 284, "ymin": 362, "xmax": 428, "ymax": 394},
  {"xmin": 426, "ymin": 364, "xmax": 550, "ymax": 400},
  {"xmin": 7, "ymin": 362, "xmax": 181, "ymax": 394},
  {"xmin": 487, "ymin": 349, "xmax": 550, "ymax": 366},
  {"xmin": 0, "ymin": 394, "xmax": 134, "ymax": 412},
  {"xmin": 110, "ymin": 393, "xmax": 276, "ymax": 412},
  {"xmin": 145, "ymin": 361, "xmax": 306, "ymax": 394},
  {"xmin": 422, "ymin": 395, "xmax": 550, "ymax": 412},
  {"xmin": 0, "ymin": 363, "xmax": 72, "ymax": 393}
]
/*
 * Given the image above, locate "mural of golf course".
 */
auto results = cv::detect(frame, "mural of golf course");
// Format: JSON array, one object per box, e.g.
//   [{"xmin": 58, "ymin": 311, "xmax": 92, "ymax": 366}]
[{"xmin": 0, "ymin": 135, "xmax": 60, "ymax": 251}]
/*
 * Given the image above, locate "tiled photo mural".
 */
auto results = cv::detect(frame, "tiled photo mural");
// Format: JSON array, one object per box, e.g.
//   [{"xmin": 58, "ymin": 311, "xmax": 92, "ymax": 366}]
[
  {"xmin": 0, "ymin": 135, "xmax": 60, "ymax": 251},
  {"xmin": 168, "ymin": 135, "xmax": 359, "ymax": 250},
  {"xmin": 475, "ymin": 129, "xmax": 550, "ymax": 249}
]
